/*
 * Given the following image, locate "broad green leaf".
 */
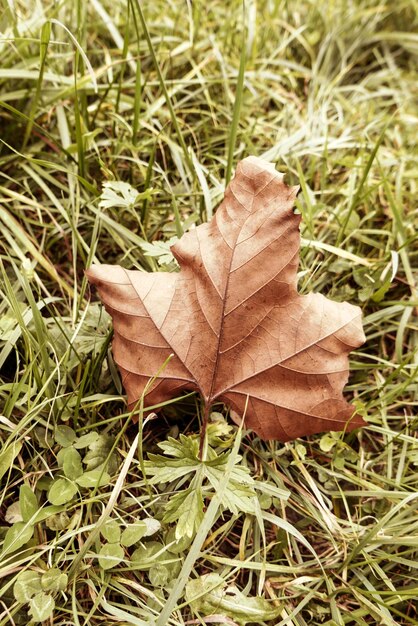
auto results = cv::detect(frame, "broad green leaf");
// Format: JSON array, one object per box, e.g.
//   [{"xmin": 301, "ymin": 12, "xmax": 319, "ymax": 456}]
[
  {"xmin": 258, "ymin": 494, "xmax": 272, "ymax": 509},
  {"xmin": 83, "ymin": 434, "xmax": 114, "ymax": 470},
  {"xmin": 28, "ymin": 592, "xmax": 55, "ymax": 622},
  {"xmin": 33, "ymin": 505, "xmax": 65, "ymax": 524},
  {"xmin": 98, "ymin": 542, "xmax": 124, "ymax": 570},
  {"xmin": 76, "ymin": 468, "xmax": 110, "ymax": 488},
  {"xmin": 98, "ymin": 180, "xmax": 152, "ymax": 210},
  {"xmin": 158, "ymin": 434, "xmax": 199, "ymax": 459},
  {"xmin": 120, "ymin": 522, "xmax": 147, "ymax": 547},
  {"xmin": 140, "ymin": 237, "xmax": 178, "ymax": 266},
  {"xmin": 295, "ymin": 443, "xmax": 307, "ymax": 460},
  {"xmin": 145, "ymin": 456, "xmax": 198, "ymax": 484},
  {"xmin": 0, "ymin": 310, "xmax": 18, "ymax": 339},
  {"xmin": 185, "ymin": 573, "xmax": 282, "ymax": 624},
  {"xmin": 33, "ymin": 426, "xmax": 54, "ymax": 449},
  {"xmin": 3, "ymin": 522, "xmax": 34, "ymax": 554},
  {"xmin": 148, "ymin": 564, "xmax": 170, "ymax": 587},
  {"xmin": 163, "ymin": 487, "xmax": 204, "ymax": 540},
  {"xmin": 56, "ymin": 447, "xmax": 67, "ymax": 467},
  {"xmin": 0, "ymin": 441, "xmax": 22, "ymax": 482},
  {"xmin": 320, "ymin": 434, "xmax": 338, "ymax": 453},
  {"xmin": 217, "ymin": 480, "xmax": 257, "ymax": 515},
  {"xmin": 13, "ymin": 570, "xmax": 41, "ymax": 602},
  {"xmin": 204, "ymin": 455, "xmax": 257, "ymax": 515},
  {"xmin": 145, "ymin": 435, "xmax": 201, "ymax": 484},
  {"xmin": 62, "ymin": 446, "xmax": 83, "ymax": 479},
  {"xmin": 120, "ymin": 519, "xmax": 161, "ymax": 547},
  {"xmin": 54, "ymin": 425, "xmax": 77, "ymax": 447},
  {"xmin": 48, "ymin": 478, "xmax": 78, "ymax": 505},
  {"xmin": 45, "ymin": 511, "xmax": 71, "ymax": 531},
  {"xmin": 41, "ymin": 568, "xmax": 68, "ymax": 592},
  {"xmin": 101, "ymin": 519, "xmax": 121, "ymax": 543},
  {"xmin": 334, "ymin": 455, "xmax": 346, "ymax": 470},
  {"xmin": 166, "ymin": 528, "xmax": 192, "ymax": 554},
  {"xmin": 206, "ymin": 414, "xmax": 235, "ymax": 446},
  {"xmin": 131, "ymin": 541, "xmax": 166, "ymax": 570},
  {"xmin": 19, "ymin": 484, "xmax": 38, "ymax": 522},
  {"xmin": 146, "ymin": 435, "xmax": 257, "ymax": 517},
  {"xmin": 5, "ymin": 501, "xmax": 22, "ymax": 524},
  {"xmin": 74, "ymin": 431, "xmax": 99, "ymax": 449}
]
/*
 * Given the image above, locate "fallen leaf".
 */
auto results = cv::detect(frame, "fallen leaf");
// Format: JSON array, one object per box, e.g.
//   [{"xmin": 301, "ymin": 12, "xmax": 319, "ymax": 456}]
[{"xmin": 87, "ymin": 156, "xmax": 366, "ymax": 441}]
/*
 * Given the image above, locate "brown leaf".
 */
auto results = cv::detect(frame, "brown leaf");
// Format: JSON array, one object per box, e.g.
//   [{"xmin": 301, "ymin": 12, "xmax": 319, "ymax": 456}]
[{"xmin": 86, "ymin": 157, "xmax": 366, "ymax": 441}]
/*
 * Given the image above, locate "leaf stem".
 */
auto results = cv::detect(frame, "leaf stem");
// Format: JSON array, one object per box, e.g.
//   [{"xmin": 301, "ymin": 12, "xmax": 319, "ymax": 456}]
[{"xmin": 199, "ymin": 403, "xmax": 211, "ymax": 460}]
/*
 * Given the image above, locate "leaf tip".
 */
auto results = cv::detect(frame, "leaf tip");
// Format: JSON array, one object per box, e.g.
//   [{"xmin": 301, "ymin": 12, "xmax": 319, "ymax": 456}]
[{"xmin": 84, "ymin": 264, "xmax": 99, "ymax": 284}]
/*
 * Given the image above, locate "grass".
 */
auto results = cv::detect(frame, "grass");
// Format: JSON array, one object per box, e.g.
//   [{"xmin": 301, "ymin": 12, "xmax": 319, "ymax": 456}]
[{"xmin": 0, "ymin": 0, "xmax": 417, "ymax": 624}]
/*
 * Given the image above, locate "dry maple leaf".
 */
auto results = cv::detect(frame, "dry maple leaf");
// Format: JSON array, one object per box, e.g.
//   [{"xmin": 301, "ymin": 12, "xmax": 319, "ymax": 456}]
[{"xmin": 87, "ymin": 156, "xmax": 366, "ymax": 442}]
